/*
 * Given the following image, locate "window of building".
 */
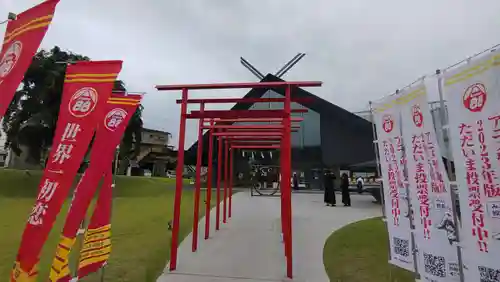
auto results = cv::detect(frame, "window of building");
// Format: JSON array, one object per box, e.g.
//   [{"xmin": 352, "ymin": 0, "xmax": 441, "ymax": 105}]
[{"xmin": 244, "ymin": 90, "xmax": 321, "ymax": 148}]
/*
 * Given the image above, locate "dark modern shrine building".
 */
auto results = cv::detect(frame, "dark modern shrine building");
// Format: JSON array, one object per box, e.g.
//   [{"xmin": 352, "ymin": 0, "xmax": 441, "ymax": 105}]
[{"xmin": 185, "ymin": 74, "xmax": 376, "ymax": 189}]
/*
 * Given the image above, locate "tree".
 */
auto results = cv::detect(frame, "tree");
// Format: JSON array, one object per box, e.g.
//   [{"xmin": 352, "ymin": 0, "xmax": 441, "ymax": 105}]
[
  {"xmin": 117, "ymin": 102, "xmax": 143, "ymax": 174},
  {"xmin": 115, "ymin": 79, "xmax": 143, "ymax": 174},
  {"xmin": 2, "ymin": 46, "xmax": 143, "ymax": 168}
]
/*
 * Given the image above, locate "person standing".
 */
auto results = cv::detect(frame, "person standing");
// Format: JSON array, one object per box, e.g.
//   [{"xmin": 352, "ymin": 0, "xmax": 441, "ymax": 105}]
[
  {"xmin": 293, "ymin": 172, "xmax": 299, "ymax": 190},
  {"xmin": 323, "ymin": 170, "xmax": 336, "ymax": 206},
  {"xmin": 356, "ymin": 176, "xmax": 364, "ymax": 194},
  {"xmin": 341, "ymin": 173, "xmax": 351, "ymax": 206}
]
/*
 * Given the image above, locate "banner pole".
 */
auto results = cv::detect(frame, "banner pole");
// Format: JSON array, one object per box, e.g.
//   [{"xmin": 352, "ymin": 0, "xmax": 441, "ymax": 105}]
[
  {"xmin": 407, "ymin": 180, "xmax": 420, "ymax": 282},
  {"xmin": 369, "ymin": 102, "xmax": 386, "ymax": 214},
  {"xmin": 435, "ymin": 70, "xmax": 455, "ymax": 186},
  {"xmin": 72, "ymin": 217, "xmax": 87, "ymax": 279},
  {"xmin": 98, "ymin": 145, "xmax": 119, "ymax": 281},
  {"xmin": 396, "ymin": 88, "xmax": 420, "ymax": 281},
  {"xmin": 71, "ymin": 171, "xmax": 92, "ymax": 280},
  {"xmin": 436, "ymin": 70, "xmax": 465, "ymax": 282},
  {"xmin": 369, "ymin": 101, "xmax": 393, "ymax": 279},
  {"xmin": 100, "ymin": 261, "xmax": 105, "ymax": 282},
  {"xmin": 0, "ymin": 12, "xmax": 16, "ymax": 24}
]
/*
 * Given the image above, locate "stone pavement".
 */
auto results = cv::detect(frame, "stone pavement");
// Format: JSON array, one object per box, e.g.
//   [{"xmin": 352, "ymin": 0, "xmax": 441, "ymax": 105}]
[
  {"xmin": 290, "ymin": 193, "xmax": 382, "ymax": 281},
  {"xmin": 156, "ymin": 192, "xmax": 381, "ymax": 282}
]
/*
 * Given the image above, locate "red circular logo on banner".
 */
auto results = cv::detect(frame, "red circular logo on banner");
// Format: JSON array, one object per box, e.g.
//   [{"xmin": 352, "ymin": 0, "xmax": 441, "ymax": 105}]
[
  {"xmin": 382, "ymin": 114, "xmax": 394, "ymax": 133},
  {"xmin": 68, "ymin": 87, "xmax": 98, "ymax": 117},
  {"xmin": 104, "ymin": 108, "xmax": 127, "ymax": 131},
  {"xmin": 463, "ymin": 83, "xmax": 487, "ymax": 112},
  {"xmin": 0, "ymin": 41, "xmax": 22, "ymax": 81},
  {"xmin": 412, "ymin": 104, "xmax": 424, "ymax": 127}
]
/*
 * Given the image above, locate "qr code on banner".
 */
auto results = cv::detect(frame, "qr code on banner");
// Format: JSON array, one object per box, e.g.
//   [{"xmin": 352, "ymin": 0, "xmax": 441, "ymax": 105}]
[
  {"xmin": 479, "ymin": 266, "xmax": 500, "ymax": 282},
  {"xmin": 392, "ymin": 237, "xmax": 409, "ymax": 257},
  {"xmin": 423, "ymin": 253, "xmax": 446, "ymax": 278}
]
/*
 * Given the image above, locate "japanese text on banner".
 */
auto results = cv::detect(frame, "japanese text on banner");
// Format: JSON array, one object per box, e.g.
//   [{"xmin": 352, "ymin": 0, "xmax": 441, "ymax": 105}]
[
  {"xmin": 399, "ymin": 84, "xmax": 459, "ymax": 281},
  {"xmin": 49, "ymin": 93, "xmax": 142, "ymax": 282},
  {"xmin": 11, "ymin": 61, "xmax": 122, "ymax": 282},
  {"xmin": 444, "ymin": 50, "xmax": 500, "ymax": 281},
  {"xmin": 373, "ymin": 96, "xmax": 414, "ymax": 272}
]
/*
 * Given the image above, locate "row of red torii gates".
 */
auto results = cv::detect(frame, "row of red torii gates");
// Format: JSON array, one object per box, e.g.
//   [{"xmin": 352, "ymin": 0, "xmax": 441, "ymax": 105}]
[{"xmin": 155, "ymin": 80, "xmax": 323, "ymax": 279}]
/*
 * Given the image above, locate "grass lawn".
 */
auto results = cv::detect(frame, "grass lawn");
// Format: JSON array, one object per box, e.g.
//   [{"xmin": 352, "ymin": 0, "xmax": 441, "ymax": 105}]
[
  {"xmin": 323, "ymin": 217, "xmax": 414, "ymax": 282},
  {"xmin": 0, "ymin": 169, "xmax": 208, "ymax": 282}
]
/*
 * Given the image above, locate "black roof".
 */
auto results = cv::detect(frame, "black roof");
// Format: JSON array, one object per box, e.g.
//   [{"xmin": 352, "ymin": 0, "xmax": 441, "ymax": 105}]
[{"xmin": 185, "ymin": 74, "xmax": 374, "ymax": 166}]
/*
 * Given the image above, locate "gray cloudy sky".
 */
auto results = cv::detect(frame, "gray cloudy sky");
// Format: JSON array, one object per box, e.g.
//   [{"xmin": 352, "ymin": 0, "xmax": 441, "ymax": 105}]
[{"xmin": 2, "ymin": 0, "xmax": 500, "ymax": 147}]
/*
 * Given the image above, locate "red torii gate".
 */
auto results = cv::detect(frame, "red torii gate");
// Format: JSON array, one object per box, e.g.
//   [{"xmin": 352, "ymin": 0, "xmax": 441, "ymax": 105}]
[
  {"xmin": 156, "ymin": 80, "xmax": 322, "ymax": 278},
  {"xmin": 209, "ymin": 128, "xmax": 299, "ymax": 247},
  {"xmin": 221, "ymin": 135, "xmax": 283, "ymax": 234},
  {"xmin": 203, "ymin": 117, "xmax": 304, "ymax": 234},
  {"xmin": 213, "ymin": 127, "xmax": 297, "ymax": 225},
  {"xmin": 201, "ymin": 124, "xmax": 300, "ymax": 235},
  {"xmin": 204, "ymin": 126, "xmax": 294, "ymax": 274},
  {"xmin": 194, "ymin": 108, "xmax": 306, "ymax": 264},
  {"xmin": 188, "ymin": 103, "xmax": 305, "ymax": 250}
]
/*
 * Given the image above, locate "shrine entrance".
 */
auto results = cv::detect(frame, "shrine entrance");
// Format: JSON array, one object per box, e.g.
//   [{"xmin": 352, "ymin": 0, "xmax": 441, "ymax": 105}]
[{"xmin": 155, "ymin": 80, "xmax": 322, "ymax": 279}]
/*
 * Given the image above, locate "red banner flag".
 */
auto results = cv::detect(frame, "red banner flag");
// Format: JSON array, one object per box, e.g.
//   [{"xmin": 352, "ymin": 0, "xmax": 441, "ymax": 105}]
[
  {"xmin": 11, "ymin": 61, "xmax": 122, "ymax": 282},
  {"xmin": 0, "ymin": 0, "xmax": 59, "ymax": 118},
  {"xmin": 77, "ymin": 169, "xmax": 113, "ymax": 279},
  {"xmin": 49, "ymin": 93, "xmax": 142, "ymax": 281}
]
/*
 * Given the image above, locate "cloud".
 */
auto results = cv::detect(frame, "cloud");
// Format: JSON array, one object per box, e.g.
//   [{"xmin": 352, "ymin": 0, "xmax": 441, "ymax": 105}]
[{"xmin": 2, "ymin": 0, "xmax": 500, "ymax": 147}]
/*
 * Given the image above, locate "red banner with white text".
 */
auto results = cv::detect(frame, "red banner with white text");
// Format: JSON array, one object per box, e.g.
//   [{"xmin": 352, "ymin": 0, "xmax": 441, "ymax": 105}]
[
  {"xmin": 11, "ymin": 61, "xmax": 122, "ymax": 282},
  {"xmin": 49, "ymin": 93, "xmax": 142, "ymax": 281},
  {"xmin": 0, "ymin": 0, "xmax": 59, "ymax": 118}
]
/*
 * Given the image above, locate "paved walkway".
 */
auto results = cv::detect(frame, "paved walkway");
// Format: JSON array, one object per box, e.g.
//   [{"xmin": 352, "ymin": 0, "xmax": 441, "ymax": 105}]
[{"xmin": 157, "ymin": 192, "xmax": 381, "ymax": 282}]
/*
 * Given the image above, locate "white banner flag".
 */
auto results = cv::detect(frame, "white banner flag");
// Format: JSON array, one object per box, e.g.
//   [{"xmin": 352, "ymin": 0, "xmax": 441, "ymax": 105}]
[
  {"xmin": 444, "ymin": 50, "xmax": 500, "ymax": 281},
  {"xmin": 399, "ymin": 83, "xmax": 460, "ymax": 281},
  {"xmin": 373, "ymin": 96, "xmax": 415, "ymax": 272}
]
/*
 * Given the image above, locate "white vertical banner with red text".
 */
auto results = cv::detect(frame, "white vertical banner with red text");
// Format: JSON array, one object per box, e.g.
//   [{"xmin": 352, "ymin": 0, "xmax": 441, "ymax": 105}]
[
  {"xmin": 399, "ymin": 84, "xmax": 460, "ymax": 281},
  {"xmin": 444, "ymin": 50, "xmax": 500, "ymax": 281},
  {"xmin": 373, "ymin": 96, "xmax": 415, "ymax": 272}
]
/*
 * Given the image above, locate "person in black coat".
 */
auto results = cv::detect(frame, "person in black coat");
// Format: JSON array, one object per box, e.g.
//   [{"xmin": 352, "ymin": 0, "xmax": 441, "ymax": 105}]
[
  {"xmin": 293, "ymin": 172, "xmax": 299, "ymax": 190},
  {"xmin": 323, "ymin": 170, "xmax": 336, "ymax": 206},
  {"xmin": 341, "ymin": 173, "xmax": 351, "ymax": 206}
]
